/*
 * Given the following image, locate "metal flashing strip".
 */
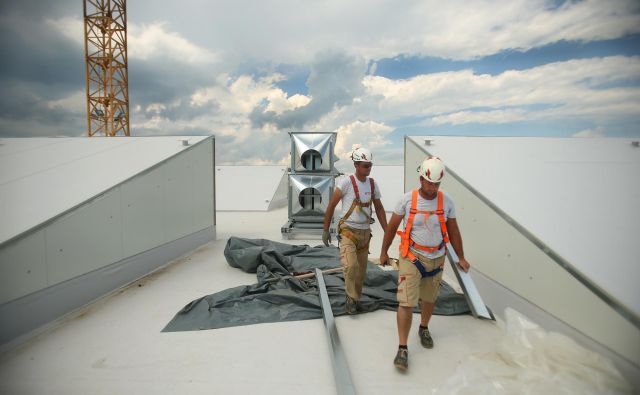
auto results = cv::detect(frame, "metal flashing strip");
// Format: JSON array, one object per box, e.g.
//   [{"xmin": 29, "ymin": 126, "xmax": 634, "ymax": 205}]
[
  {"xmin": 315, "ymin": 268, "xmax": 356, "ymax": 395},
  {"xmin": 446, "ymin": 246, "xmax": 494, "ymax": 320},
  {"xmin": 407, "ymin": 136, "xmax": 640, "ymax": 329}
]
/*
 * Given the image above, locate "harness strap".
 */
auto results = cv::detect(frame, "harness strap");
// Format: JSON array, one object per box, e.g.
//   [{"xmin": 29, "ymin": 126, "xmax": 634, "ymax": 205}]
[
  {"xmin": 408, "ymin": 252, "xmax": 443, "ymax": 278},
  {"xmin": 338, "ymin": 228, "xmax": 369, "ymax": 252},
  {"xmin": 338, "ymin": 175, "xmax": 375, "ymax": 226},
  {"xmin": 349, "ymin": 175, "xmax": 375, "ymax": 203},
  {"xmin": 410, "ymin": 240, "xmax": 445, "ymax": 253},
  {"xmin": 397, "ymin": 189, "xmax": 449, "ymax": 257}
]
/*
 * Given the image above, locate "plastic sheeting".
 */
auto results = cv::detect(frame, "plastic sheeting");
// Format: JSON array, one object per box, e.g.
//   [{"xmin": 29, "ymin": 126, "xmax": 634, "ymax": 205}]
[
  {"xmin": 163, "ymin": 237, "xmax": 470, "ymax": 332},
  {"xmin": 434, "ymin": 308, "xmax": 633, "ymax": 395}
]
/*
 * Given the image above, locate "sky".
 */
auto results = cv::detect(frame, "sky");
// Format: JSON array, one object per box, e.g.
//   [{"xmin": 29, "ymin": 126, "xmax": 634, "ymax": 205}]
[{"xmin": 1, "ymin": 0, "xmax": 639, "ymax": 165}]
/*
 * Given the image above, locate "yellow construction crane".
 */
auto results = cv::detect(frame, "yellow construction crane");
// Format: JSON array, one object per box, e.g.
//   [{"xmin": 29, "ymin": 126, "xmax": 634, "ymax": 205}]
[{"xmin": 83, "ymin": 0, "xmax": 130, "ymax": 136}]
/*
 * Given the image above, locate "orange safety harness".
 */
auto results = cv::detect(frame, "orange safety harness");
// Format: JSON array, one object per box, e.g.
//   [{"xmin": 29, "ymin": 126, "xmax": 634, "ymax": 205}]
[
  {"xmin": 396, "ymin": 189, "xmax": 449, "ymax": 277},
  {"xmin": 337, "ymin": 175, "xmax": 375, "ymax": 250}
]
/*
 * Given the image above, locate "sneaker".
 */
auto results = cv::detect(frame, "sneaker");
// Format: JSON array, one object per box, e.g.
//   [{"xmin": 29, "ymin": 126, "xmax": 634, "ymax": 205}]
[
  {"xmin": 345, "ymin": 296, "xmax": 357, "ymax": 315},
  {"xmin": 393, "ymin": 348, "xmax": 408, "ymax": 370},
  {"xmin": 419, "ymin": 326, "xmax": 434, "ymax": 349}
]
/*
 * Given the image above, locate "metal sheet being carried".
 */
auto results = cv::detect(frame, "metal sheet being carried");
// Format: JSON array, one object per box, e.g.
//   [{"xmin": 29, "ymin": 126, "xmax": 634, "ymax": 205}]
[
  {"xmin": 290, "ymin": 133, "xmax": 337, "ymax": 173},
  {"xmin": 288, "ymin": 174, "xmax": 334, "ymax": 222},
  {"xmin": 446, "ymin": 246, "xmax": 494, "ymax": 320}
]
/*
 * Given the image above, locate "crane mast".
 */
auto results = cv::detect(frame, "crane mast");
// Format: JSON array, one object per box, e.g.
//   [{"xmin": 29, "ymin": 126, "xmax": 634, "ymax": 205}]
[{"xmin": 83, "ymin": 0, "xmax": 130, "ymax": 136}]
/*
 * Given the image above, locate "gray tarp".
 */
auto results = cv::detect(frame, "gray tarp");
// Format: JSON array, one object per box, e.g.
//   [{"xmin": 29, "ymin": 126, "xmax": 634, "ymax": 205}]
[{"xmin": 162, "ymin": 237, "xmax": 470, "ymax": 332}]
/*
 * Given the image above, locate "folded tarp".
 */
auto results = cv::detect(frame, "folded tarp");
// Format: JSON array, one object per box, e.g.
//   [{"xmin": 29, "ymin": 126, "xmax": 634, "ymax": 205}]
[{"xmin": 162, "ymin": 237, "xmax": 470, "ymax": 332}]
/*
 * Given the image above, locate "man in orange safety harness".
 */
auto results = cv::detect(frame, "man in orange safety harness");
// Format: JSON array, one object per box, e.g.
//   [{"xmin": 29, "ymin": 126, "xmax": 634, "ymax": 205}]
[
  {"xmin": 379, "ymin": 156, "xmax": 470, "ymax": 370},
  {"xmin": 322, "ymin": 147, "xmax": 388, "ymax": 314}
]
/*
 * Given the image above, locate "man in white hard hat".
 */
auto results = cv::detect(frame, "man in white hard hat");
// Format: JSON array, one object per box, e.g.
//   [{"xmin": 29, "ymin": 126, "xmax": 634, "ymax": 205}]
[
  {"xmin": 379, "ymin": 156, "xmax": 470, "ymax": 370},
  {"xmin": 323, "ymin": 147, "xmax": 388, "ymax": 314}
]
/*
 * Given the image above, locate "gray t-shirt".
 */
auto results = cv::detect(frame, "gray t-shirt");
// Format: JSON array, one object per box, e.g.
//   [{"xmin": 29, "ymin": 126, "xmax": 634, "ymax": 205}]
[
  {"xmin": 393, "ymin": 190, "xmax": 456, "ymax": 259},
  {"xmin": 337, "ymin": 174, "xmax": 382, "ymax": 230}
]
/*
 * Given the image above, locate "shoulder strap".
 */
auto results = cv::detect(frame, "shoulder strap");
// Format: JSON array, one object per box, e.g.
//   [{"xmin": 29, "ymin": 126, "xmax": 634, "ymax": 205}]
[
  {"xmin": 349, "ymin": 175, "xmax": 360, "ymax": 200},
  {"xmin": 405, "ymin": 189, "xmax": 419, "ymax": 238},
  {"xmin": 397, "ymin": 189, "xmax": 419, "ymax": 258},
  {"xmin": 437, "ymin": 191, "xmax": 450, "ymax": 243},
  {"xmin": 369, "ymin": 177, "xmax": 375, "ymax": 199}
]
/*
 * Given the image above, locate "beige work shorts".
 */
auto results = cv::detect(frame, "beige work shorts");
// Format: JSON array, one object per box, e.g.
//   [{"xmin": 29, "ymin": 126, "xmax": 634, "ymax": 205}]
[{"xmin": 396, "ymin": 252, "xmax": 445, "ymax": 307}]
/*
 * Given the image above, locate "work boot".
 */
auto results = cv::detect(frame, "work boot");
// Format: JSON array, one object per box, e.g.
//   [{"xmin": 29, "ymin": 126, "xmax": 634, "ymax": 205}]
[
  {"xmin": 393, "ymin": 348, "xmax": 408, "ymax": 370},
  {"xmin": 345, "ymin": 296, "xmax": 357, "ymax": 315},
  {"xmin": 419, "ymin": 326, "xmax": 434, "ymax": 349}
]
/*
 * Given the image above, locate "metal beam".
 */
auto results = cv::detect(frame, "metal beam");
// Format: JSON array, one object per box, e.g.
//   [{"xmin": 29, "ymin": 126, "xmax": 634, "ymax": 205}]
[{"xmin": 315, "ymin": 268, "xmax": 356, "ymax": 395}]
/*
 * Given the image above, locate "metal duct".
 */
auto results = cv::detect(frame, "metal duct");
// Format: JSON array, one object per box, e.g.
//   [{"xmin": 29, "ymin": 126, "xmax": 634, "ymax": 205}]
[
  {"xmin": 288, "ymin": 175, "xmax": 334, "ymax": 222},
  {"xmin": 290, "ymin": 133, "xmax": 336, "ymax": 172}
]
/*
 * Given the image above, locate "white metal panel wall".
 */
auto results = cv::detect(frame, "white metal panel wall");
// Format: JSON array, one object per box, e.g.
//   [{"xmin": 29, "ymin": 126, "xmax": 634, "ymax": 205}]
[
  {"xmin": 404, "ymin": 141, "xmax": 426, "ymax": 193},
  {"xmin": 405, "ymin": 137, "xmax": 640, "ymax": 367},
  {"xmin": 121, "ymin": 166, "xmax": 166, "ymax": 258},
  {"xmin": 0, "ymin": 137, "xmax": 215, "ymax": 305},
  {"xmin": 189, "ymin": 141, "xmax": 215, "ymax": 232},
  {"xmin": 0, "ymin": 231, "xmax": 46, "ymax": 303},
  {"xmin": 164, "ymin": 149, "xmax": 197, "ymax": 241},
  {"xmin": 45, "ymin": 190, "xmax": 123, "ymax": 285}
]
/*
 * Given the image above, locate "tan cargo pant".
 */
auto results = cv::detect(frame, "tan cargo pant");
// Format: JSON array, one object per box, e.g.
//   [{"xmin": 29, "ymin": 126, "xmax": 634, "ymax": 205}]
[
  {"xmin": 338, "ymin": 225, "xmax": 371, "ymax": 300},
  {"xmin": 396, "ymin": 253, "xmax": 445, "ymax": 307}
]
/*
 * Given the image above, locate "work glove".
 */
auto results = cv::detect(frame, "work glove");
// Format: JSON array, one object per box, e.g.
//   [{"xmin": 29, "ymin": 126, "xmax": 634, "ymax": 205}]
[{"xmin": 322, "ymin": 229, "xmax": 331, "ymax": 246}]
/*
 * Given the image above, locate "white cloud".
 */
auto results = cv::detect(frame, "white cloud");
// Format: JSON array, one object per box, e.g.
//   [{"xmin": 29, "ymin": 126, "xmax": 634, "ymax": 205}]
[
  {"xmin": 145, "ymin": 103, "xmax": 167, "ymax": 113},
  {"xmin": 46, "ymin": 17, "xmax": 218, "ymax": 64},
  {"xmin": 46, "ymin": 17, "xmax": 83, "ymax": 44},
  {"xmin": 363, "ymin": 56, "xmax": 640, "ymax": 125},
  {"xmin": 265, "ymin": 93, "xmax": 311, "ymax": 114},
  {"xmin": 410, "ymin": 0, "xmax": 640, "ymax": 60},
  {"xmin": 128, "ymin": 22, "xmax": 218, "ymax": 63},
  {"xmin": 144, "ymin": 0, "xmax": 640, "ymax": 62},
  {"xmin": 189, "ymin": 74, "xmax": 307, "ymax": 118},
  {"xmin": 17, "ymin": 2, "xmax": 640, "ymax": 165},
  {"xmin": 46, "ymin": 90, "xmax": 86, "ymax": 111},
  {"xmin": 127, "ymin": 52, "xmax": 640, "ymax": 164},
  {"xmin": 333, "ymin": 120, "xmax": 393, "ymax": 162},
  {"xmin": 573, "ymin": 126, "xmax": 605, "ymax": 137}
]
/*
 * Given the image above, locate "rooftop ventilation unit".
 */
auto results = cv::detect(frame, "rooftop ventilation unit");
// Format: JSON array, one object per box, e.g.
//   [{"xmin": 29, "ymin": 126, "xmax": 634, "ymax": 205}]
[
  {"xmin": 282, "ymin": 132, "xmax": 339, "ymax": 239},
  {"xmin": 290, "ymin": 133, "xmax": 337, "ymax": 173},
  {"xmin": 288, "ymin": 175, "xmax": 333, "ymax": 222}
]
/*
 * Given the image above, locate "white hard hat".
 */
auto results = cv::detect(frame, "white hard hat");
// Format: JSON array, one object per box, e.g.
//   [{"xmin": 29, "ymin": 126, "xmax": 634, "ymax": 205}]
[
  {"xmin": 418, "ymin": 156, "xmax": 445, "ymax": 183},
  {"xmin": 351, "ymin": 147, "xmax": 372, "ymax": 163}
]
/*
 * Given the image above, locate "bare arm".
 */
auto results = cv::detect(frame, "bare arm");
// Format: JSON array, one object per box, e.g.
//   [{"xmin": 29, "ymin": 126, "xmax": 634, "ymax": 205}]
[
  {"xmin": 372, "ymin": 198, "xmax": 388, "ymax": 233},
  {"xmin": 379, "ymin": 213, "xmax": 403, "ymax": 265},
  {"xmin": 446, "ymin": 217, "xmax": 470, "ymax": 272},
  {"xmin": 323, "ymin": 188, "xmax": 343, "ymax": 231}
]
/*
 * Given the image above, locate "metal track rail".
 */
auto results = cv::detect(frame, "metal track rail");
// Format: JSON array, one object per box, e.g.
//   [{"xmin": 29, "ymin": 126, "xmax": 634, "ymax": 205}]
[{"xmin": 315, "ymin": 268, "xmax": 356, "ymax": 395}]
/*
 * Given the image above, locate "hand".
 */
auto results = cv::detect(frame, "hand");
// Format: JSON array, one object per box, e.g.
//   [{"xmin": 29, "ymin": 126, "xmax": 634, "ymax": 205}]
[
  {"xmin": 457, "ymin": 257, "xmax": 470, "ymax": 273},
  {"xmin": 322, "ymin": 229, "xmax": 331, "ymax": 246},
  {"xmin": 380, "ymin": 252, "xmax": 390, "ymax": 266}
]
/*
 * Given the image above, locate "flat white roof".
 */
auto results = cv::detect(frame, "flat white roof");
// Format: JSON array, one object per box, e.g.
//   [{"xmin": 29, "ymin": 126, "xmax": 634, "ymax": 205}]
[
  {"xmin": 0, "ymin": 207, "xmax": 506, "ymax": 394},
  {"xmin": 408, "ymin": 136, "xmax": 640, "ymax": 316},
  {"xmin": 0, "ymin": 158, "xmax": 634, "ymax": 393},
  {"xmin": 0, "ymin": 136, "xmax": 210, "ymax": 245}
]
